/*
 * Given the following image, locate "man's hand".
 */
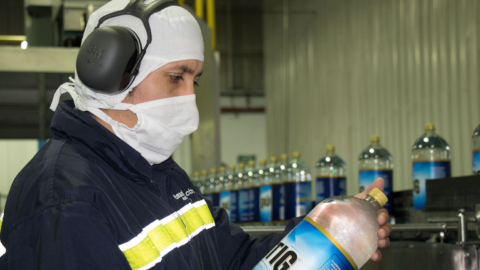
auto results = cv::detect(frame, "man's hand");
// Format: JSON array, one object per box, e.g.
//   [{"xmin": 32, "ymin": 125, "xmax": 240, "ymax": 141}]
[{"xmin": 354, "ymin": 177, "xmax": 392, "ymax": 262}]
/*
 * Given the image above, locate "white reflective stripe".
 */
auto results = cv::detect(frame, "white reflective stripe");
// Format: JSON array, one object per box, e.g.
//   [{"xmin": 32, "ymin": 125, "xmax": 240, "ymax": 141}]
[
  {"xmin": 192, "ymin": 200, "xmax": 206, "ymax": 208},
  {"xmin": 118, "ymin": 231, "xmax": 148, "ymax": 252},
  {"xmin": 0, "ymin": 211, "xmax": 4, "ymax": 221},
  {"xmin": 159, "ymin": 213, "xmax": 177, "ymax": 225},
  {"xmin": 177, "ymin": 203, "xmax": 193, "ymax": 215},
  {"xmin": 136, "ymin": 256, "xmax": 162, "ymax": 270},
  {"xmin": 0, "ymin": 242, "xmax": 5, "ymax": 257}
]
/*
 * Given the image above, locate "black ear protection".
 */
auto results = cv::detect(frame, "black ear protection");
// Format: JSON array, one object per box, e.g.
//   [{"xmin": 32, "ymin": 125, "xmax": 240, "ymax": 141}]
[{"xmin": 76, "ymin": 0, "xmax": 180, "ymax": 94}]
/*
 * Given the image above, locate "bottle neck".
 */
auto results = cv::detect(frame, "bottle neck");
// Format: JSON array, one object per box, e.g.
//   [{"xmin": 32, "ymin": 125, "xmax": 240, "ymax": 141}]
[
  {"xmin": 365, "ymin": 194, "xmax": 382, "ymax": 210},
  {"xmin": 326, "ymin": 150, "xmax": 335, "ymax": 156},
  {"xmin": 425, "ymin": 130, "xmax": 435, "ymax": 136},
  {"xmin": 370, "ymin": 141, "xmax": 380, "ymax": 147}
]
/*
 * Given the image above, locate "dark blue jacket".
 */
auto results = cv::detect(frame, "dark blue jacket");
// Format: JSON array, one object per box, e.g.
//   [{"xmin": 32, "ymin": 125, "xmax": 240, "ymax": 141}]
[{"xmin": 0, "ymin": 101, "xmax": 302, "ymax": 270}]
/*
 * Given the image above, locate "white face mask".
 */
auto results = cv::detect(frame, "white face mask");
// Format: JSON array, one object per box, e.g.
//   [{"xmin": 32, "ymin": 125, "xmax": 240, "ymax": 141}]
[{"xmin": 89, "ymin": 94, "xmax": 199, "ymax": 165}]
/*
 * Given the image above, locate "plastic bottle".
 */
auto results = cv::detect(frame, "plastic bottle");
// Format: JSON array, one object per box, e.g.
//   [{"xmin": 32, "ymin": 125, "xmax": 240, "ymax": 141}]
[
  {"xmin": 257, "ymin": 159, "xmax": 268, "ymax": 223},
  {"xmin": 253, "ymin": 189, "xmax": 388, "ymax": 270},
  {"xmin": 260, "ymin": 156, "xmax": 285, "ymax": 224},
  {"xmin": 207, "ymin": 168, "xmax": 220, "ymax": 207},
  {"xmin": 247, "ymin": 160, "xmax": 261, "ymax": 223},
  {"xmin": 358, "ymin": 136, "xmax": 394, "ymax": 215},
  {"xmin": 192, "ymin": 171, "xmax": 202, "ymax": 192},
  {"xmin": 412, "ymin": 123, "xmax": 451, "ymax": 210},
  {"xmin": 227, "ymin": 165, "xmax": 239, "ymax": 222},
  {"xmin": 315, "ymin": 145, "xmax": 347, "ymax": 204},
  {"xmin": 473, "ymin": 124, "xmax": 480, "ymax": 175},
  {"xmin": 284, "ymin": 151, "xmax": 312, "ymax": 220},
  {"xmin": 217, "ymin": 166, "xmax": 230, "ymax": 216},
  {"xmin": 237, "ymin": 162, "xmax": 250, "ymax": 223}
]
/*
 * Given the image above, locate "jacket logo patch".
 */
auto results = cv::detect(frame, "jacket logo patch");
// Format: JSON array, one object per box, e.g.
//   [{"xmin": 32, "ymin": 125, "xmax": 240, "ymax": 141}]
[{"xmin": 173, "ymin": 189, "xmax": 195, "ymax": 200}]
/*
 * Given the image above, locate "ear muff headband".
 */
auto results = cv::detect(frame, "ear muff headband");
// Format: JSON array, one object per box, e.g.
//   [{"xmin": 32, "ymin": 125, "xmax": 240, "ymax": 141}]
[{"xmin": 76, "ymin": 0, "xmax": 180, "ymax": 94}]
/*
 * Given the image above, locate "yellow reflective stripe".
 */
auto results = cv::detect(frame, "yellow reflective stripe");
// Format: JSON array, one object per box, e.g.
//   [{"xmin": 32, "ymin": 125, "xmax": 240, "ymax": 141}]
[
  {"xmin": 163, "ymin": 217, "xmax": 188, "ymax": 243},
  {"xmin": 123, "ymin": 237, "xmax": 159, "ymax": 270},
  {"xmin": 196, "ymin": 203, "xmax": 214, "ymax": 225},
  {"xmin": 147, "ymin": 224, "xmax": 175, "ymax": 252},
  {"xmin": 181, "ymin": 208, "xmax": 204, "ymax": 235}
]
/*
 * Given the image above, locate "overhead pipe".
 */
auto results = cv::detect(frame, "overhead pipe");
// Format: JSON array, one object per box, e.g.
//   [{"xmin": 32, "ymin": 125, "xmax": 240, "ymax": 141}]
[
  {"xmin": 195, "ymin": 0, "xmax": 204, "ymax": 19},
  {"xmin": 177, "ymin": 0, "xmax": 184, "ymax": 6}
]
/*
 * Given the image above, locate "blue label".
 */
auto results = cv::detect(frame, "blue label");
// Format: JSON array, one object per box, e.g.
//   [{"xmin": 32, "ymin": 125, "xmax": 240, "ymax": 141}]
[
  {"xmin": 316, "ymin": 177, "xmax": 347, "ymax": 204},
  {"xmin": 230, "ymin": 190, "xmax": 238, "ymax": 223},
  {"xmin": 473, "ymin": 151, "xmax": 480, "ymax": 175},
  {"xmin": 284, "ymin": 182, "xmax": 312, "ymax": 220},
  {"xmin": 220, "ymin": 191, "xmax": 231, "ymax": 219},
  {"xmin": 413, "ymin": 161, "xmax": 451, "ymax": 210},
  {"xmin": 359, "ymin": 170, "xmax": 393, "ymax": 213},
  {"xmin": 250, "ymin": 187, "xmax": 260, "ymax": 222},
  {"xmin": 272, "ymin": 183, "xmax": 285, "ymax": 221},
  {"xmin": 260, "ymin": 185, "xmax": 272, "ymax": 222},
  {"xmin": 238, "ymin": 188, "xmax": 250, "ymax": 222},
  {"xmin": 253, "ymin": 218, "xmax": 355, "ymax": 270}
]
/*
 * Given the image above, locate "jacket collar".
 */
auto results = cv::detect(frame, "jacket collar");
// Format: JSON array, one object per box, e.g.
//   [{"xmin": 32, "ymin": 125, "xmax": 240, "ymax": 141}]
[{"xmin": 50, "ymin": 100, "xmax": 155, "ymax": 180}]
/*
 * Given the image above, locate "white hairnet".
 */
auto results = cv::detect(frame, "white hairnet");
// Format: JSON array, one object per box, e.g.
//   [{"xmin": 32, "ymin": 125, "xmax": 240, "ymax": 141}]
[{"xmin": 51, "ymin": 0, "xmax": 204, "ymax": 111}]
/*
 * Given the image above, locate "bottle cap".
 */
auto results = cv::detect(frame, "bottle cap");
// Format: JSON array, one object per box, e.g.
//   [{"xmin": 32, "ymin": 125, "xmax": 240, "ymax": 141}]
[
  {"xmin": 280, "ymin": 153, "xmax": 288, "ymax": 160},
  {"xmin": 292, "ymin": 151, "xmax": 301, "ymax": 158},
  {"xmin": 269, "ymin": 156, "xmax": 277, "ymax": 163},
  {"xmin": 201, "ymin": 169, "xmax": 207, "ymax": 176},
  {"xmin": 259, "ymin": 159, "xmax": 267, "ymax": 165},
  {"xmin": 193, "ymin": 171, "xmax": 200, "ymax": 177},
  {"xmin": 368, "ymin": 188, "xmax": 388, "ymax": 207},
  {"xmin": 326, "ymin": 145, "xmax": 335, "ymax": 151},
  {"xmin": 229, "ymin": 165, "xmax": 236, "ymax": 171},
  {"xmin": 210, "ymin": 168, "xmax": 217, "ymax": 174},
  {"xmin": 248, "ymin": 160, "xmax": 255, "ymax": 167},
  {"xmin": 425, "ymin": 123, "xmax": 435, "ymax": 131},
  {"xmin": 219, "ymin": 166, "xmax": 226, "ymax": 172},
  {"xmin": 238, "ymin": 162, "xmax": 245, "ymax": 169},
  {"xmin": 370, "ymin": 135, "xmax": 380, "ymax": 142}
]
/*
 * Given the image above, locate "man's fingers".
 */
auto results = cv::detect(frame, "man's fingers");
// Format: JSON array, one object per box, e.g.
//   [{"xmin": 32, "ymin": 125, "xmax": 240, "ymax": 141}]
[
  {"xmin": 354, "ymin": 177, "xmax": 385, "ymax": 199},
  {"xmin": 378, "ymin": 223, "xmax": 392, "ymax": 239},
  {"xmin": 370, "ymin": 250, "xmax": 382, "ymax": 262},
  {"xmin": 377, "ymin": 209, "xmax": 389, "ymax": 225},
  {"xmin": 377, "ymin": 237, "xmax": 390, "ymax": 248}
]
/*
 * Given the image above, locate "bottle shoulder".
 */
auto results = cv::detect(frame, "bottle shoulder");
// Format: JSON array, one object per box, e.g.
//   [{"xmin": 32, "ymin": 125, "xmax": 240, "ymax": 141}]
[
  {"xmin": 358, "ymin": 144, "xmax": 393, "ymax": 160},
  {"xmin": 473, "ymin": 124, "xmax": 480, "ymax": 137},
  {"xmin": 316, "ymin": 155, "xmax": 346, "ymax": 168},
  {"xmin": 412, "ymin": 133, "xmax": 450, "ymax": 150}
]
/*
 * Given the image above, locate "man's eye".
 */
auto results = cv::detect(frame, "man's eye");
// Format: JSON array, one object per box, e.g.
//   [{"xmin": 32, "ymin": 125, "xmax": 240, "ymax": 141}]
[
  {"xmin": 170, "ymin": 75, "xmax": 183, "ymax": 82},
  {"xmin": 194, "ymin": 82, "xmax": 200, "ymax": 87}
]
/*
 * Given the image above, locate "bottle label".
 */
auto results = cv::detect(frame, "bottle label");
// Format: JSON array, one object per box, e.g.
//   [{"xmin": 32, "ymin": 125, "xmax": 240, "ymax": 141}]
[
  {"xmin": 260, "ymin": 185, "xmax": 273, "ymax": 222},
  {"xmin": 220, "ymin": 191, "xmax": 231, "ymax": 219},
  {"xmin": 358, "ymin": 170, "xmax": 393, "ymax": 213},
  {"xmin": 316, "ymin": 177, "xmax": 347, "ymax": 204},
  {"xmin": 412, "ymin": 161, "xmax": 451, "ymax": 210},
  {"xmin": 473, "ymin": 150, "xmax": 480, "ymax": 175},
  {"xmin": 272, "ymin": 183, "xmax": 285, "ymax": 221},
  {"xmin": 284, "ymin": 182, "xmax": 312, "ymax": 220},
  {"xmin": 253, "ymin": 217, "xmax": 357, "ymax": 270},
  {"xmin": 238, "ymin": 188, "xmax": 250, "ymax": 222},
  {"xmin": 250, "ymin": 186, "xmax": 260, "ymax": 222},
  {"xmin": 230, "ymin": 190, "xmax": 238, "ymax": 223}
]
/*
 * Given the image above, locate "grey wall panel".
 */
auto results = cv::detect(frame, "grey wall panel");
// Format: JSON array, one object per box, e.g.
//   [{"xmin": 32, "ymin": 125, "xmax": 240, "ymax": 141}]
[{"xmin": 264, "ymin": 0, "xmax": 480, "ymax": 195}]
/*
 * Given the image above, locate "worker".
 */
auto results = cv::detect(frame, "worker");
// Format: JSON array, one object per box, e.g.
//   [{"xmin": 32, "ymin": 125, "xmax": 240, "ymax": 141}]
[{"xmin": 0, "ymin": 0, "xmax": 391, "ymax": 269}]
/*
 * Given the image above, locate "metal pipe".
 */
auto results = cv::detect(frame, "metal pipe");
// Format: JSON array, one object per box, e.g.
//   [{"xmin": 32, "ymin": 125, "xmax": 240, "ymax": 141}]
[
  {"xmin": 458, "ymin": 209, "xmax": 467, "ymax": 243},
  {"xmin": 206, "ymin": 0, "xmax": 216, "ymax": 50},
  {"xmin": 195, "ymin": 0, "xmax": 204, "ymax": 19},
  {"xmin": 177, "ymin": 0, "xmax": 185, "ymax": 6}
]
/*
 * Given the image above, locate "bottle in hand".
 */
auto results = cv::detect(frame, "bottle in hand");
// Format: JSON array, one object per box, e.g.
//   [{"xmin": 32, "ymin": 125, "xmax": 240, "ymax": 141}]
[{"xmin": 253, "ymin": 188, "xmax": 388, "ymax": 270}]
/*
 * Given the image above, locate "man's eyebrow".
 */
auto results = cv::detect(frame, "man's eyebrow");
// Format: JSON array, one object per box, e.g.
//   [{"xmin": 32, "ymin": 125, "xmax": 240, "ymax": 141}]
[{"xmin": 171, "ymin": 65, "xmax": 202, "ymax": 76}]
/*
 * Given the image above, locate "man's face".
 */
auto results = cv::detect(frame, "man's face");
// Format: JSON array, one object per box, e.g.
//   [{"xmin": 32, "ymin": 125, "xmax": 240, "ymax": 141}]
[{"xmin": 124, "ymin": 59, "xmax": 204, "ymax": 104}]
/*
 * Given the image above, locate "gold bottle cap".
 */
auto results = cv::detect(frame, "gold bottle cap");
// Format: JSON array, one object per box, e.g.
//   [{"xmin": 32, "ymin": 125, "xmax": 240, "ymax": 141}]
[
  {"xmin": 219, "ymin": 166, "xmax": 226, "ymax": 172},
  {"xmin": 238, "ymin": 162, "xmax": 245, "ymax": 169},
  {"xmin": 326, "ymin": 145, "xmax": 335, "ymax": 151},
  {"xmin": 201, "ymin": 170, "xmax": 208, "ymax": 176},
  {"xmin": 425, "ymin": 123, "xmax": 435, "ymax": 131},
  {"xmin": 269, "ymin": 156, "xmax": 277, "ymax": 163},
  {"xmin": 193, "ymin": 171, "xmax": 200, "ymax": 177},
  {"xmin": 292, "ymin": 151, "xmax": 301, "ymax": 158},
  {"xmin": 248, "ymin": 160, "xmax": 256, "ymax": 167},
  {"xmin": 259, "ymin": 159, "xmax": 267, "ymax": 165},
  {"xmin": 229, "ymin": 165, "xmax": 236, "ymax": 171},
  {"xmin": 368, "ymin": 188, "xmax": 388, "ymax": 207},
  {"xmin": 210, "ymin": 168, "xmax": 217, "ymax": 174},
  {"xmin": 370, "ymin": 135, "xmax": 380, "ymax": 142},
  {"xmin": 280, "ymin": 153, "xmax": 288, "ymax": 160}
]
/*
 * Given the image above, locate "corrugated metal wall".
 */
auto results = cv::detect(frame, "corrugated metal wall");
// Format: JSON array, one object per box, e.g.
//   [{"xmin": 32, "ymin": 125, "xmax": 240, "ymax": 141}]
[{"xmin": 264, "ymin": 0, "xmax": 480, "ymax": 194}]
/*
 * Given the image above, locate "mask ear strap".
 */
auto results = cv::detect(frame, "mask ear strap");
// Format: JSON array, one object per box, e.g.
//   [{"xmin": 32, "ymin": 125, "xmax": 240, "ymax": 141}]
[{"xmin": 50, "ymin": 77, "xmax": 85, "ymax": 111}]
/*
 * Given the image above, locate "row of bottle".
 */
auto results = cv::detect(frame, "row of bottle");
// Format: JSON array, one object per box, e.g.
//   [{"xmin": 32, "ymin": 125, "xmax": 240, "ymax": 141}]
[{"xmin": 193, "ymin": 152, "xmax": 314, "ymax": 224}]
